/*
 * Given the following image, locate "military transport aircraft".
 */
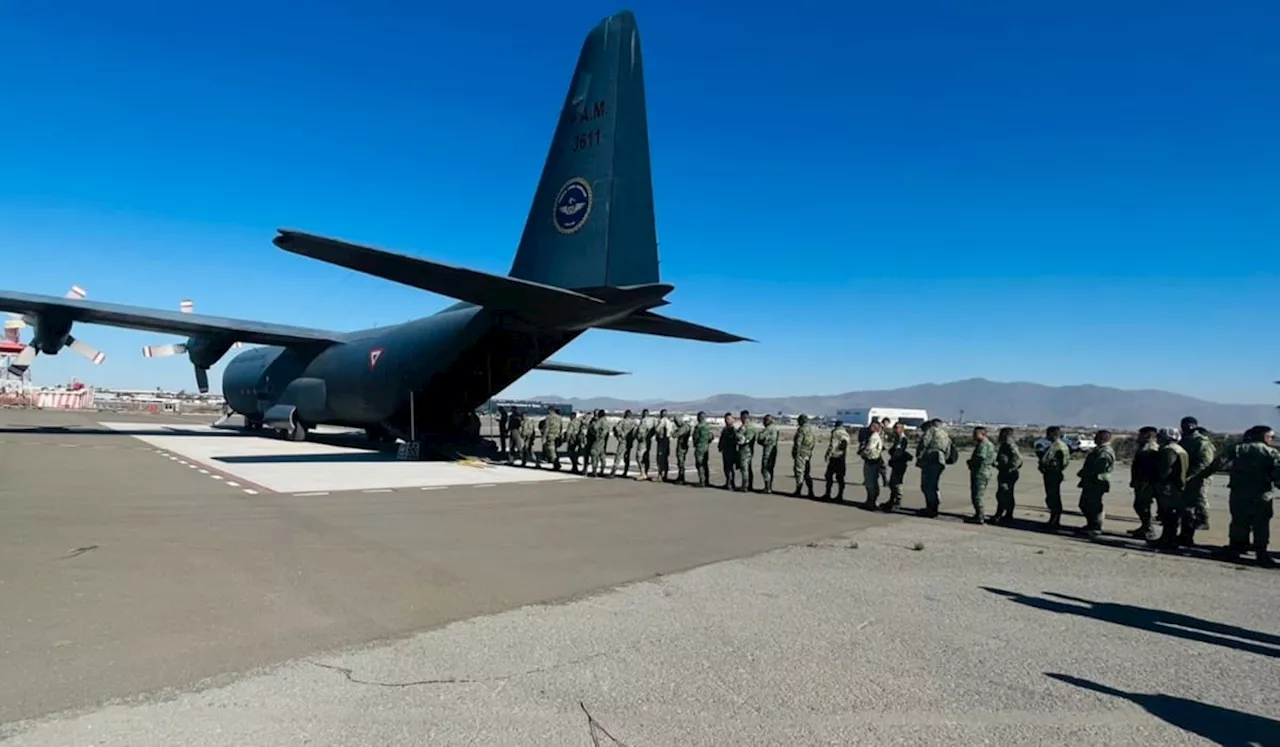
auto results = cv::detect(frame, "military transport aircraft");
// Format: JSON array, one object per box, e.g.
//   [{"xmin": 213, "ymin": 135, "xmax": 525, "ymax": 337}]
[{"xmin": 0, "ymin": 10, "xmax": 749, "ymax": 447}]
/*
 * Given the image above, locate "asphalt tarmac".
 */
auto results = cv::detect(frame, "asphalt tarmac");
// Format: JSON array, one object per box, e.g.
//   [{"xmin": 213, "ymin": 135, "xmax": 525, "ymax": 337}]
[{"xmin": 1, "ymin": 408, "xmax": 1270, "ymax": 745}]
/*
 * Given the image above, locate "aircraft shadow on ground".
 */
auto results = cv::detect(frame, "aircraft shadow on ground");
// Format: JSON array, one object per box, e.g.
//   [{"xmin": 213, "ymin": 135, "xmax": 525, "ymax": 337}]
[
  {"xmin": 984, "ymin": 587, "xmax": 1280, "ymax": 660},
  {"xmin": 213, "ymin": 453, "xmax": 399, "ymax": 465},
  {"xmin": 1046, "ymin": 672, "xmax": 1280, "ymax": 747}
]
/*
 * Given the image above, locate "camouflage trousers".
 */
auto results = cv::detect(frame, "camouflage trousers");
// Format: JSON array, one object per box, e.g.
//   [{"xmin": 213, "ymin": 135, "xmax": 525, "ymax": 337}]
[
  {"xmin": 970, "ymin": 470, "xmax": 990, "ymax": 515},
  {"xmin": 1228, "ymin": 495, "xmax": 1272, "ymax": 553},
  {"xmin": 862, "ymin": 460, "xmax": 882, "ymax": 505},
  {"xmin": 638, "ymin": 441, "xmax": 653, "ymax": 475},
  {"xmin": 541, "ymin": 440, "xmax": 560, "ymax": 469},
  {"xmin": 612, "ymin": 443, "xmax": 634, "ymax": 475},
  {"xmin": 759, "ymin": 447, "xmax": 777, "ymax": 493},
  {"xmin": 1183, "ymin": 483, "xmax": 1210, "ymax": 527},
  {"xmin": 794, "ymin": 455, "xmax": 813, "ymax": 495},
  {"xmin": 736, "ymin": 449, "xmax": 755, "ymax": 491},
  {"xmin": 920, "ymin": 464, "xmax": 944, "ymax": 511},
  {"xmin": 589, "ymin": 446, "xmax": 607, "ymax": 476},
  {"xmin": 694, "ymin": 448, "xmax": 711, "ymax": 486},
  {"xmin": 1079, "ymin": 486, "xmax": 1107, "ymax": 530},
  {"xmin": 674, "ymin": 445, "xmax": 688, "ymax": 482},
  {"xmin": 508, "ymin": 433, "xmax": 523, "ymax": 464}
]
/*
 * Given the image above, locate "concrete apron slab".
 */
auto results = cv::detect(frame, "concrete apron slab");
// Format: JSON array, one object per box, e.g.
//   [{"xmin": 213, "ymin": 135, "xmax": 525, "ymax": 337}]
[{"xmin": 98, "ymin": 421, "xmax": 583, "ymax": 493}]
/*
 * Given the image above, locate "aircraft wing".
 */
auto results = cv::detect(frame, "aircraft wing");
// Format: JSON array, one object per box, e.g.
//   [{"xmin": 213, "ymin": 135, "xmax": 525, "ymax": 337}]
[
  {"xmin": 597, "ymin": 310, "xmax": 754, "ymax": 344},
  {"xmin": 274, "ymin": 230, "xmax": 611, "ymax": 316},
  {"xmin": 0, "ymin": 290, "xmax": 346, "ymax": 347},
  {"xmin": 534, "ymin": 361, "xmax": 629, "ymax": 376}
]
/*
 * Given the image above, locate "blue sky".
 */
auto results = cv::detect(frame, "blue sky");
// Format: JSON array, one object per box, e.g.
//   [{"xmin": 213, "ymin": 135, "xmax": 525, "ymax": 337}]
[{"xmin": 1, "ymin": 0, "xmax": 1276, "ymax": 405}]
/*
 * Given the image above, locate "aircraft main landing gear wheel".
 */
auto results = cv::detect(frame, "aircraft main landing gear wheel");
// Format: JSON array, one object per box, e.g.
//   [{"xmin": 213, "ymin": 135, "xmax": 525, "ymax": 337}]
[
  {"xmin": 246, "ymin": 416, "xmax": 264, "ymax": 431},
  {"xmin": 285, "ymin": 419, "xmax": 308, "ymax": 442}
]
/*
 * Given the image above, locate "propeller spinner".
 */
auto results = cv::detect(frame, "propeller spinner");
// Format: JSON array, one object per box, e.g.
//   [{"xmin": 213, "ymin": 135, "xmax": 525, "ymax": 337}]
[
  {"xmin": 5, "ymin": 285, "xmax": 107, "ymax": 377},
  {"xmin": 139, "ymin": 299, "xmax": 243, "ymax": 394}
]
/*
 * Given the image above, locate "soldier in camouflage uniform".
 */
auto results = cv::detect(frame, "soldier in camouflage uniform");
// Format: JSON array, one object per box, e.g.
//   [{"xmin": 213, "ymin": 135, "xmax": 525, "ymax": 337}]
[
  {"xmin": 878, "ymin": 421, "xmax": 912, "ymax": 511},
  {"xmin": 735, "ymin": 410, "xmax": 758, "ymax": 492},
  {"xmin": 635, "ymin": 408, "xmax": 656, "ymax": 480},
  {"xmin": 610, "ymin": 410, "xmax": 637, "ymax": 477},
  {"xmin": 792, "ymin": 414, "xmax": 817, "ymax": 498},
  {"xmin": 916, "ymin": 419, "xmax": 952, "ymax": 517},
  {"xmin": 991, "ymin": 427, "xmax": 1022, "ymax": 524},
  {"xmin": 653, "ymin": 409, "xmax": 674, "ymax": 481},
  {"xmin": 587, "ymin": 409, "xmax": 611, "ymax": 477},
  {"xmin": 1128, "ymin": 426, "xmax": 1160, "ymax": 539},
  {"xmin": 1076, "ymin": 429, "xmax": 1115, "ymax": 537},
  {"xmin": 859, "ymin": 420, "xmax": 885, "ymax": 509},
  {"xmin": 1199, "ymin": 425, "xmax": 1279, "ymax": 567},
  {"xmin": 673, "ymin": 415, "xmax": 692, "ymax": 484},
  {"xmin": 692, "ymin": 411, "xmax": 714, "ymax": 487},
  {"xmin": 540, "ymin": 407, "xmax": 564, "ymax": 470},
  {"xmin": 718, "ymin": 413, "xmax": 737, "ymax": 490},
  {"xmin": 757, "ymin": 414, "xmax": 780, "ymax": 493},
  {"xmin": 823, "ymin": 420, "xmax": 851, "ymax": 501},
  {"xmin": 567, "ymin": 412, "xmax": 588, "ymax": 474},
  {"xmin": 966, "ymin": 426, "xmax": 996, "ymax": 524},
  {"xmin": 519, "ymin": 413, "xmax": 539, "ymax": 467},
  {"xmin": 1149, "ymin": 427, "xmax": 1190, "ymax": 550},
  {"xmin": 1180, "ymin": 416, "xmax": 1216, "ymax": 532},
  {"xmin": 1037, "ymin": 426, "xmax": 1071, "ymax": 531}
]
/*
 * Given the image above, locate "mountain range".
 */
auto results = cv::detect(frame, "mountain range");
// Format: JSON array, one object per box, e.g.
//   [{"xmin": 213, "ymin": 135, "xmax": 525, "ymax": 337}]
[{"xmin": 533, "ymin": 378, "xmax": 1278, "ymax": 432}]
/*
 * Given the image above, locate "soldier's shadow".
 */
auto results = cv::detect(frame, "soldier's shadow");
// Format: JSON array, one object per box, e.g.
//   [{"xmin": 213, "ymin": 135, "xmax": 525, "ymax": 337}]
[
  {"xmin": 1046, "ymin": 673, "xmax": 1280, "ymax": 746},
  {"xmin": 984, "ymin": 588, "xmax": 1280, "ymax": 659}
]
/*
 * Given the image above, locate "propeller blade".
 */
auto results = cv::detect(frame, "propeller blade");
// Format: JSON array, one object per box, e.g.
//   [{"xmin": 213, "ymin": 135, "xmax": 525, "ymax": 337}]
[
  {"xmin": 65, "ymin": 336, "xmax": 106, "ymax": 365},
  {"xmin": 65, "ymin": 285, "xmax": 87, "ymax": 300},
  {"xmin": 180, "ymin": 298, "xmax": 240, "ymax": 348},
  {"xmin": 194, "ymin": 366, "xmax": 209, "ymax": 394},
  {"xmin": 142, "ymin": 343, "xmax": 187, "ymax": 358},
  {"xmin": 14, "ymin": 346, "xmax": 37, "ymax": 367}
]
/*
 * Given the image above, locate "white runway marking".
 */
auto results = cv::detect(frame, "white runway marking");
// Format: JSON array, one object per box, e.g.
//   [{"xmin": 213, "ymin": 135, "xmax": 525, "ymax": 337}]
[{"xmin": 101, "ymin": 421, "xmax": 585, "ymax": 494}]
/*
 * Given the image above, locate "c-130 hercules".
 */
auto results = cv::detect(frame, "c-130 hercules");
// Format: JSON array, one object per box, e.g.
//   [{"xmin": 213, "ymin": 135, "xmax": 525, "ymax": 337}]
[{"xmin": 0, "ymin": 10, "xmax": 749, "ymax": 447}]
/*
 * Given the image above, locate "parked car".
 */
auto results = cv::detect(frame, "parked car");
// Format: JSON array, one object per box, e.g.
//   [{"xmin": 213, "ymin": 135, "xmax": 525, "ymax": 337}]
[{"xmin": 1033, "ymin": 434, "xmax": 1094, "ymax": 456}]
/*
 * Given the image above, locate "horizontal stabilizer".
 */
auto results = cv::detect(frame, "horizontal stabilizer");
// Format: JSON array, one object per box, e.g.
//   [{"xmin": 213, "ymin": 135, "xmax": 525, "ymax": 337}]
[
  {"xmin": 534, "ymin": 361, "xmax": 628, "ymax": 376},
  {"xmin": 598, "ymin": 310, "xmax": 753, "ymax": 344},
  {"xmin": 274, "ymin": 230, "xmax": 610, "ymax": 316}
]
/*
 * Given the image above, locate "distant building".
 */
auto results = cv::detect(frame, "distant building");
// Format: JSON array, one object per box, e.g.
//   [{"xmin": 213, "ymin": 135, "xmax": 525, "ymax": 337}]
[{"xmin": 835, "ymin": 407, "xmax": 929, "ymax": 430}]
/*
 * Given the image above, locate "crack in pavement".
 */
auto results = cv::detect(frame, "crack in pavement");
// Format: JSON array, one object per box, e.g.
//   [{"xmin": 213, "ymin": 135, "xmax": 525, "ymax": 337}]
[{"xmin": 308, "ymin": 648, "xmax": 619, "ymax": 688}]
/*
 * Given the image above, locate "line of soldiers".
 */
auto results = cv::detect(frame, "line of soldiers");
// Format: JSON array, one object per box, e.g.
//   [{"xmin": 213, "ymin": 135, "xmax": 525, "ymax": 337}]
[
  {"xmin": 496, "ymin": 408, "xmax": 1278, "ymax": 567},
  {"xmin": 864, "ymin": 415, "xmax": 1277, "ymax": 567},
  {"xmin": 497, "ymin": 407, "xmax": 851, "ymax": 497}
]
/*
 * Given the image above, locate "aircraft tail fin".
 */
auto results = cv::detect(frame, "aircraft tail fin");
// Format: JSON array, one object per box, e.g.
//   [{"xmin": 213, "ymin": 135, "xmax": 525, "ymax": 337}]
[{"xmin": 507, "ymin": 10, "xmax": 659, "ymax": 292}]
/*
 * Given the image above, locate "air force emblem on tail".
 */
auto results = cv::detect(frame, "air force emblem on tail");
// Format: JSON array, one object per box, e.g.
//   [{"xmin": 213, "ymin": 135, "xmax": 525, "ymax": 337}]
[{"xmin": 553, "ymin": 177, "xmax": 592, "ymax": 234}]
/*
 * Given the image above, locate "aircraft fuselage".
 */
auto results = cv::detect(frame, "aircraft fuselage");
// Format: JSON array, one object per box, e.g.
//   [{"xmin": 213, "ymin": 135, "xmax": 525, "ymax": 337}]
[{"xmin": 221, "ymin": 304, "xmax": 579, "ymax": 439}]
